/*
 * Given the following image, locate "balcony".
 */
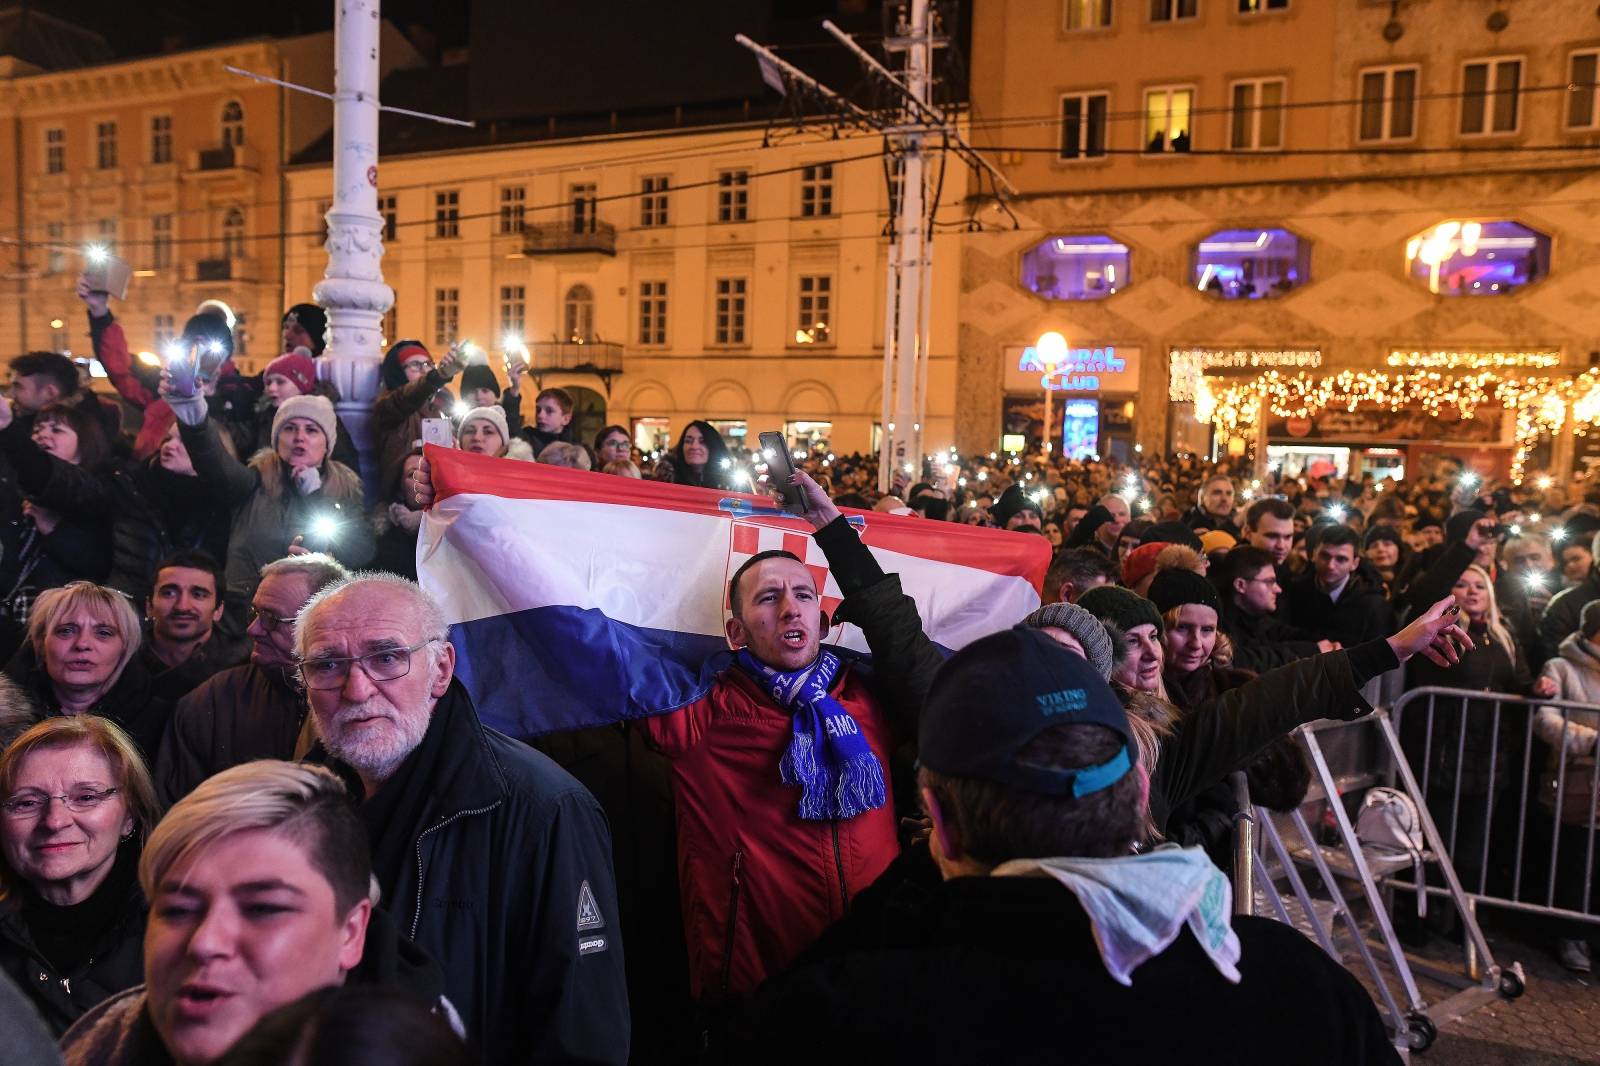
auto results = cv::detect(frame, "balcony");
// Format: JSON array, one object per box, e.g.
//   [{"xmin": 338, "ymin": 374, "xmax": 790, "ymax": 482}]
[
  {"xmin": 185, "ymin": 144, "xmax": 259, "ymax": 178},
  {"xmin": 522, "ymin": 220, "xmax": 616, "ymax": 256},
  {"xmin": 528, "ymin": 340, "xmax": 623, "ymax": 391},
  {"xmin": 185, "ymin": 257, "xmax": 258, "ymax": 285}
]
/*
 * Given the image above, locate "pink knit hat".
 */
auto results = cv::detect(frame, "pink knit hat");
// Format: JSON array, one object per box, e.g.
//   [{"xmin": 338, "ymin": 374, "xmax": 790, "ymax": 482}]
[{"xmin": 265, "ymin": 350, "xmax": 317, "ymax": 396}]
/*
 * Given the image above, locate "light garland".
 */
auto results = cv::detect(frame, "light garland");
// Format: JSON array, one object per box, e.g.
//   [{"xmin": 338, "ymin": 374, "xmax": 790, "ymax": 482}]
[
  {"xmin": 1194, "ymin": 367, "xmax": 1600, "ymax": 485},
  {"xmin": 1385, "ymin": 349, "xmax": 1563, "ymax": 370}
]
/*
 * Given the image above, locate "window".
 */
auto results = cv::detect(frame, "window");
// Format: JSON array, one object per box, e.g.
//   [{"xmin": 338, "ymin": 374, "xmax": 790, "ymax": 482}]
[
  {"xmin": 98, "ymin": 218, "xmax": 117, "ymax": 250},
  {"xmin": 380, "ymin": 195, "xmax": 397, "ymax": 242},
  {"xmin": 153, "ymin": 314, "xmax": 176, "ymax": 349},
  {"xmin": 1150, "ymin": 0, "xmax": 1197, "ymax": 21},
  {"xmin": 434, "ymin": 190, "xmax": 460, "ymax": 238},
  {"xmin": 571, "ymin": 183, "xmax": 597, "ymax": 233},
  {"xmin": 1064, "ymin": 0, "xmax": 1112, "ymax": 30},
  {"xmin": 800, "ymin": 164, "xmax": 833, "ymax": 217},
  {"xmin": 1230, "ymin": 78, "xmax": 1285, "ymax": 150},
  {"xmin": 638, "ymin": 281, "xmax": 668, "ymax": 345},
  {"xmin": 221, "ymin": 101, "xmax": 244, "ymax": 148},
  {"xmin": 1238, "ymin": 0, "xmax": 1286, "ymax": 10},
  {"xmin": 95, "ymin": 121, "xmax": 117, "ymax": 169},
  {"xmin": 151, "ymin": 215, "xmax": 173, "ymax": 269},
  {"xmin": 717, "ymin": 170, "xmax": 749, "ymax": 222},
  {"xmin": 44, "ymin": 128, "xmax": 64, "ymax": 174},
  {"xmin": 150, "ymin": 115, "xmax": 172, "ymax": 164},
  {"xmin": 1143, "ymin": 86, "xmax": 1194, "ymax": 152},
  {"xmin": 714, "ymin": 277, "xmax": 748, "ymax": 345},
  {"xmin": 1193, "ymin": 228, "xmax": 1308, "ymax": 299},
  {"xmin": 1460, "ymin": 57, "xmax": 1522, "ymax": 136},
  {"xmin": 1059, "ymin": 92, "xmax": 1110, "ymax": 159},
  {"xmin": 499, "ymin": 186, "xmax": 526, "ymax": 234},
  {"xmin": 1567, "ymin": 50, "xmax": 1599, "ymax": 130},
  {"xmin": 1358, "ymin": 65, "xmax": 1418, "ymax": 142},
  {"xmin": 498, "ymin": 285, "xmax": 526, "ymax": 340},
  {"xmin": 564, "ymin": 284, "xmax": 595, "ymax": 342},
  {"xmin": 222, "ymin": 208, "xmax": 245, "ymax": 259},
  {"xmin": 434, "ymin": 288, "xmax": 459, "ymax": 347},
  {"xmin": 640, "ymin": 176, "xmax": 670, "ymax": 227},
  {"xmin": 1405, "ymin": 219, "xmax": 1550, "ymax": 296},
  {"xmin": 1020, "ymin": 235, "xmax": 1131, "ymax": 300},
  {"xmin": 45, "ymin": 222, "xmax": 65, "ymax": 274},
  {"xmin": 796, "ymin": 275, "xmax": 832, "ymax": 345}
]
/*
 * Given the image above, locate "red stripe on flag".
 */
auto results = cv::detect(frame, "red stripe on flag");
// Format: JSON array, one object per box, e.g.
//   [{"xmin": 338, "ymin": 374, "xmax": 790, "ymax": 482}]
[
  {"xmin": 424, "ymin": 445, "xmax": 1050, "ymax": 591},
  {"xmin": 732, "ymin": 525, "xmax": 760, "ymax": 555},
  {"xmin": 782, "ymin": 532, "xmax": 809, "ymax": 559}
]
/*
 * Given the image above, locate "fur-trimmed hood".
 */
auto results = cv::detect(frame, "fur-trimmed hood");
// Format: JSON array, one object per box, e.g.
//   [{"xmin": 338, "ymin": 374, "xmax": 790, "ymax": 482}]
[{"xmin": 246, "ymin": 449, "xmax": 364, "ymax": 501}]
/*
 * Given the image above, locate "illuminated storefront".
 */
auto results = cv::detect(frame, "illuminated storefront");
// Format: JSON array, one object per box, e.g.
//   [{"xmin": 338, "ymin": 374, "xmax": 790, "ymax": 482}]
[{"xmin": 1002, "ymin": 342, "xmax": 1142, "ymax": 459}]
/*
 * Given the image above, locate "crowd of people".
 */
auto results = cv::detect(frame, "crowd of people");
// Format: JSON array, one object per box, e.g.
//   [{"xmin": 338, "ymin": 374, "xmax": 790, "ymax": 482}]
[{"xmin": 0, "ymin": 281, "xmax": 1592, "ymax": 1063}]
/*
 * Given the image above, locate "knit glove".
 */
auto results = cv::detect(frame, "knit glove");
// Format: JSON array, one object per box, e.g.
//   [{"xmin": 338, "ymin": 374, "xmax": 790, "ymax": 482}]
[
  {"xmin": 388, "ymin": 502, "xmax": 424, "ymax": 533},
  {"xmin": 167, "ymin": 392, "xmax": 208, "ymax": 427},
  {"xmin": 292, "ymin": 466, "xmax": 322, "ymax": 496}
]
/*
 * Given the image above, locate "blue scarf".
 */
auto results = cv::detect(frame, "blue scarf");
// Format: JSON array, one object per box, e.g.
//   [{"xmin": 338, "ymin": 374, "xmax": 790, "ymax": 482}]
[{"xmin": 736, "ymin": 649, "xmax": 887, "ymax": 821}]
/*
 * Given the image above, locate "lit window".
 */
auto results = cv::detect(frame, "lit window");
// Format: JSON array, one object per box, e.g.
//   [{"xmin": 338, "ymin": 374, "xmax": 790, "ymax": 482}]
[
  {"xmin": 1060, "ymin": 92, "xmax": 1110, "ymax": 159},
  {"xmin": 1404, "ymin": 219, "xmax": 1550, "ymax": 296},
  {"xmin": 796, "ymin": 276, "xmax": 831, "ymax": 344},
  {"xmin": 1567, "ymin": 50, "xmax": 1599, "ymax": 130},
  {"xmin": 1460, "ymin": 57, "xmax": 1522, "ymax": 136},
  {"xmin": 1230, "ymin": 78, "xmax": 1284, "ymax": 150},
  {"xmin": 1238, "ymin": 0, "xmax": 1286, "ymax": 10},
  {"xmin": 1193, "ymin": 228, "xmax": 1308, "ymax": 299},
  {"xmin": 564, "ymin": 285, "xmax": 595, "ymax": 342},
  {"xmin": 1021, "ymin": 235, "xmax": 1131, "ymax": 301},
  {"xmin": 1358, "ymin": 66, "xmax": 1418, "ymax": 142},
  {"xmin": 1064, "ymin": 0, "xmax": 1112, "ymax": 29},
  {"xmin": 1143, "ymin": 86, "xmax": 1194, "ymax": 152}
]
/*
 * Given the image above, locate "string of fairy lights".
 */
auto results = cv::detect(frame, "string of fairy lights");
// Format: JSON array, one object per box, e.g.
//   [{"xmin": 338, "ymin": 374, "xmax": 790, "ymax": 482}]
[{"xmin": 1170, "ymin": 350, "xmax": 1600, "ymax": 485}]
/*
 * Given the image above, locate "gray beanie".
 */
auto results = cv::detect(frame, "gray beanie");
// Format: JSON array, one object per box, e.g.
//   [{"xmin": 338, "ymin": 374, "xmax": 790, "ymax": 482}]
[{"xmin": 1019, "ymin": 602, "xmax": 1116, "ymax": 681}]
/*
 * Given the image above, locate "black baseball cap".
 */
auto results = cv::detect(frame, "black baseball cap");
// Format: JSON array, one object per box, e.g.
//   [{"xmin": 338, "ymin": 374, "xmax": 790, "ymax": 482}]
[{"xmin": 920, "ymin": 627, "xmax": 1134, "ymax": 799}]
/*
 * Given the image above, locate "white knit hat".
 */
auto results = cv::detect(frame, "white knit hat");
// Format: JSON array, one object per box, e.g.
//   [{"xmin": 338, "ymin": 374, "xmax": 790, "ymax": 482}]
[
  {"xmin": 271, "ymin": 394, "xmax": 337, "ymax": 450},
  {"xmin": 457, "ymin": 405, "xmax": 510, "ymax": 451}
]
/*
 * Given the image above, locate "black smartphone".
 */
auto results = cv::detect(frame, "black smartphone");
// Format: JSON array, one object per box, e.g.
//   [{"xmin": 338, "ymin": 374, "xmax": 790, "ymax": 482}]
[{"xmin": 759, "ymin": 431, "xmax": 805, "ymax": 512}]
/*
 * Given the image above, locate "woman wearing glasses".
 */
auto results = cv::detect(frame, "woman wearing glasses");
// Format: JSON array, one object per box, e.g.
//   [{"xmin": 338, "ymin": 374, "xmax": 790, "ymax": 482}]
[{"xmin": 0, "ymin": 716, "xmax": 160, "ymax": 1034}]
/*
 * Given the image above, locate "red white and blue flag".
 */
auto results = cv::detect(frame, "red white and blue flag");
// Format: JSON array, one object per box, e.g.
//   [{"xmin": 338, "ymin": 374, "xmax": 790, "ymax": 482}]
[{"xmin": 417, "ymin": 446, "xmax": 1051, "ymax": 739}]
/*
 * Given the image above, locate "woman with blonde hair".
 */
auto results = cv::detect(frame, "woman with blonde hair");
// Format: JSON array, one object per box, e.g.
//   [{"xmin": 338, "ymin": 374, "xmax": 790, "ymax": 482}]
[
  {"xmin": 0, "ymin": 716, "xmax": 160, "ymax": 1033},
  {"xmin": 3, "ymin": 582, "xmax": 172, "ymax": 760}
]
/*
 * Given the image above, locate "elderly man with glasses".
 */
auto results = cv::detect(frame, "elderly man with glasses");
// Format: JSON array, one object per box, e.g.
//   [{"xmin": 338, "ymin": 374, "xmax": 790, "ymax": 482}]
[
  {"xmin": 296, "ymin": 570, "xmax": 628, "ymax": 1066},
  {"xmin": 154, "ymin": 553, "xmax": 349, "ymax": 803}
]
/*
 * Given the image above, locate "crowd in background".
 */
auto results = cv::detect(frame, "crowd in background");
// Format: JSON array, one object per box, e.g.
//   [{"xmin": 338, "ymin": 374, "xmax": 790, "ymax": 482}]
[{"xmin": 0, "ymin": 285, "xmax": 1590, "ymax": 1064}]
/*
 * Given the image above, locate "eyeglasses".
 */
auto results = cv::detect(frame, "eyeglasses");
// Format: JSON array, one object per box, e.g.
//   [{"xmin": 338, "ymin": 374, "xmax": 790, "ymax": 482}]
[
  {"xmin": 1245, "ymin": 576, "xmax": 1281, "ymax": 588},
  {"xmin": 2, "ymin": 787, "xmax": 119, "ymax": 818},
  {"xmin": 296, "ymin": 639, "xmax": 439, "ymax": 690},
  {"xmin": 250, "ymin": 606, "xmax": 295, "ymax": 632}
]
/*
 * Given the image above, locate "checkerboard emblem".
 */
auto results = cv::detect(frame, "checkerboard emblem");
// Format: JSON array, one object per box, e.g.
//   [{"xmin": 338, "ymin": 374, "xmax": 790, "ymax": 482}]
[{"xmin": 725, "ymin": 521, "xmax": 845, "ymax": 625}]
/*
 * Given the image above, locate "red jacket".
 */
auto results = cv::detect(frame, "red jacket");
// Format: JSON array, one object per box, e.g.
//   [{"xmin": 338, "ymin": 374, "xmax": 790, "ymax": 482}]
[
  {"xmin": 644, "ymin": 664, "xmax": 900, "ymax": 1002},
  {"xmin": 88, "ymin": 311, "xmax": 171, "ymax": 459}
]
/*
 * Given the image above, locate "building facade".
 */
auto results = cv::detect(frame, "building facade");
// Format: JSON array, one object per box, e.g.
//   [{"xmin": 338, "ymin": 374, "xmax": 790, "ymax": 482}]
[
  {"xmin": 965, "ymin": 0, "xmax": 1600, "ymax": 477},
  {"xmin": 0, "ymin": 27, "xmax": 420, "ymax": 375},
  {"xmin": 282, "ymin": 119, "xmax": 966, "ymax": 457}
]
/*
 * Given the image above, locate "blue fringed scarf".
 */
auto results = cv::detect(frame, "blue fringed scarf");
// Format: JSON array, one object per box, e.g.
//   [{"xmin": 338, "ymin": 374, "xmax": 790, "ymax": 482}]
[{"xmin": 736, "ymin": 649, "xmax": 887, "ymax": 821}]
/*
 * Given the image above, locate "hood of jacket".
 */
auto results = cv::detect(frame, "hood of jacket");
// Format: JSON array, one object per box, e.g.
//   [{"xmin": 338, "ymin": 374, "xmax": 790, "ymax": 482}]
[{"xmin": 1559, "ymin": 633, "xmax": 1600, "ymax": 674}]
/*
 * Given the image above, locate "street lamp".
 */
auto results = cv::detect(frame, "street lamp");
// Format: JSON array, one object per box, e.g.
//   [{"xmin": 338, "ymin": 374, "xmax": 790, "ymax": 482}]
[{"xmin": 1036, "ymin": 330, "xmax": 1068, "ymax": 455}]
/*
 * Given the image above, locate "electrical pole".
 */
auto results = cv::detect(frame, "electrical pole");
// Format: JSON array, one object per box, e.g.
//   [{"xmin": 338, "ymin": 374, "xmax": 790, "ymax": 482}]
[{"xmin": 739, "ymin": 5, "xmax": 1012, "ymax": 493}]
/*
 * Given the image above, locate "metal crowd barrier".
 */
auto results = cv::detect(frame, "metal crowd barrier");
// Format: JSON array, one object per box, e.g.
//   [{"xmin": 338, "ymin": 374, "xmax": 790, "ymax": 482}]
[{"xmin": 1232, "ymin": 696, "xmax": 1540, "ymax": 1053}]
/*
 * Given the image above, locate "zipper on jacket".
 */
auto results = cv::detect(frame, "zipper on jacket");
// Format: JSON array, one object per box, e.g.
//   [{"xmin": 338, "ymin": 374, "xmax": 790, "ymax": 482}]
[
  {"xmin": 830, "ymin": 820, "xmax": 850, "ymax": 913},
  {"xmin": 410, "ymin": 801, "xmax": 503, "ymax": 940},
  {"xmin": 718, "ymin": 850, "xmax": 744, "ymax": 995}
]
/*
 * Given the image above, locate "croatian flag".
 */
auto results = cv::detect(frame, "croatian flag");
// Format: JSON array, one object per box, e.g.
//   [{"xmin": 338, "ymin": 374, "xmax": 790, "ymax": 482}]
[{"xmin": 417, "ymin": 447, "xmax": 1051, "ymax": 740}]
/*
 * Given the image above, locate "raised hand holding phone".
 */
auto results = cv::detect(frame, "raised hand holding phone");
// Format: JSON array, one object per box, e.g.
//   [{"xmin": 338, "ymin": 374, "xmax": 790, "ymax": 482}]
[{"xmin": 758, "ymin": 431, "xmax": 805, "ymax": 513}]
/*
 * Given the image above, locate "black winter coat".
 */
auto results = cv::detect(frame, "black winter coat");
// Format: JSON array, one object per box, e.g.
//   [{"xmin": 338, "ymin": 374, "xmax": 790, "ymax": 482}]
[
  {"xmin": 1401, "ymin": 619, "xmax": 1532, "ymax": 796},
  {"xmin": 1218, "ymin": 598, "xmax": 1321, "ymax": 671},
  {"xmin": 314, "ymin": 684, "xmax": 631, "ymax": 1066},
  {"xmin": 155, "ymin": 663, "xmax": 308, "ymax": 805},
  {"xmin": 715, "ymin": 843, "xmax": 1399, "ymax": 1066},
  {"xmin": 1541, "ymin": 571, "xmax": 1600, "ymax": 666},
  {"xmin": 0, "ymin": 422, "xmax": 113, "ymax": 596},
  {"xmin": 0, "ymin": 846, "xmax": 144, "ymax": 1037},
  {"xmin": 1286, "ymin": 571, "xmax": 1394, "ymax": 647}
]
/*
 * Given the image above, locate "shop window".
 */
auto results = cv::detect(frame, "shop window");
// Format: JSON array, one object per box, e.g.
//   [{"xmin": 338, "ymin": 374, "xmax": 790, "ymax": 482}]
[
  {"xmin": 784, "ymin": 421, "xmax": 832, "ymax": 453},
  {"xmin": 1404, "ymin": 219, "xmax": 1550, "ymax": 296},
  {"xmin": 1021, "ymin": 235, "xmax": 1130, "ymax": 301},
  {"xmin": 1193, "ymin": 227, "xmax": 1308, "ymax": 299}
]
